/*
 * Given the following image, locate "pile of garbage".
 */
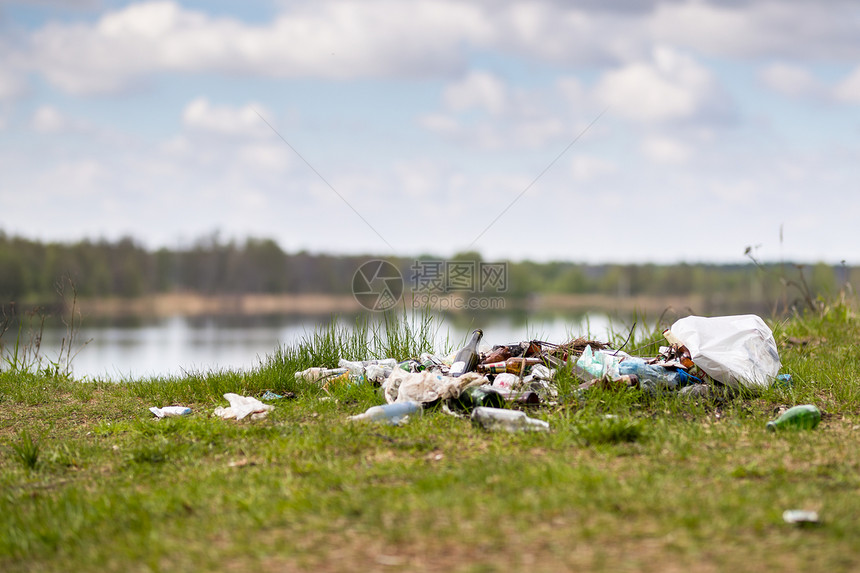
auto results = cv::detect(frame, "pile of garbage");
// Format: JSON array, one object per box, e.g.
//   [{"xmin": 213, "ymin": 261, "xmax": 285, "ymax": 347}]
[{"xmin": 290, "ymin": 314, "xmax": 787, "ymax": 431}]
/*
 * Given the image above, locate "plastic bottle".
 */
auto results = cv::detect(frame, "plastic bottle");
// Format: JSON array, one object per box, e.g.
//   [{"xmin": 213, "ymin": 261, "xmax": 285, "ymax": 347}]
[
  {"xmin": 617, "ymin": 360, "xmax": 700, "ymax": 390},
  {"xmin": 149, "ymin": 406, "xmax": 192, "ymax": 418},
  {"xmin": 347, "ymin": 401, "xmax": 422, "ymax": 425},
  {"xmin": 766, "ymin": 404, "xmax": 821, "ymax": 431},
  {"xmin": 294, "ymin": 367, "xmax": 349, "ymax": 382},
  {"xmin": 471, "ymin": 406, "xmax": 550, "ymax": 432},
  {"xmin": 339, "ymin": 358, "xmax": 397, "ymax": 370},
  {"xmin": 449, "ymin": 329, "xmax": 483, "ymax": 377}
]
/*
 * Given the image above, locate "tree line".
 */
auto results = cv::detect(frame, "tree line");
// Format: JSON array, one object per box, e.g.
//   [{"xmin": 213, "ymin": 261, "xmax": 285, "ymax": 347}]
[{"xmin": 0, "ymin": 232, "xmax": 852, "ymax": 313}]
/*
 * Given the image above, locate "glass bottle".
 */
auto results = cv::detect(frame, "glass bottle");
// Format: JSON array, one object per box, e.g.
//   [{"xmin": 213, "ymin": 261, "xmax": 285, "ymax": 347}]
[
  {"xmin": 449, "ymin": 329, "xmax": 483, "ymax": 377},
  {"xmin": 766, "ymin": 404, "xmax": 821, "ymax": 431}
]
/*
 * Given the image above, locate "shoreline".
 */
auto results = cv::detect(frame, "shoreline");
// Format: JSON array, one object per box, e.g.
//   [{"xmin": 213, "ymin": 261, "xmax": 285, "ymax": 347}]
[{"xmin": 70, "ymin": 292, "xmax": 720, "ymax": 319}]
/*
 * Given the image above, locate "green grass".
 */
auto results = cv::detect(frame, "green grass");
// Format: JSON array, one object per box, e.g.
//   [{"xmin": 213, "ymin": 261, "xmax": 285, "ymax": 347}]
[{"xmin": 1, "ymin": 304, "xmax": 860, "ymax": 572}]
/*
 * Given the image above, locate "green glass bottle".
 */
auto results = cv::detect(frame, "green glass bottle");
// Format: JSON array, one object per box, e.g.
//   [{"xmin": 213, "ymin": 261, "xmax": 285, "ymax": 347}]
[
  {"xmin": 766, "ymin": 404, "xmax": 821, "ymax": 431},
  {"xmin": 455, "ymin": 386, "xmax": 506, "ymax": 411},
  {"xmin": 449, "ymin": 329, "xmax": 483, "ymax": 377}
]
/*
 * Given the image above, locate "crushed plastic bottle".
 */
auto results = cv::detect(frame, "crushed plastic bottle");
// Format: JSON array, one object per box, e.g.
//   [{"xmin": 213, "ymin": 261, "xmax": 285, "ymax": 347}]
[
  {"xmin": 471, "ymin": 406, "xmax": 550, "ymax": 433},
  {"xmin": 775, "ymin": 373, "xmax": 793, "ymax": 388},
  {"xmin": 618, "ymin": 359, "xmax": 700, "ymax": 391},
  {"xmin": 766, "ymin": 404, "xmax": 821, "ymax": 431},
  {"xmin": 347, "ymin": 401, "xmax": 422, "ymax": 425},
  {"xmin": 295, "ymin": 367, "xmax": 348, "ymax": 382},
  {"xmin": 149, "ymin": 406, "xmax": 191, "ymax": 418},
  {"xmin": 782, "ymin": 509, "xmax": 820, "ymax": 525},
  {"xmin": 339, "ymin": 358, "xmax": 397, "ymax": 374}
]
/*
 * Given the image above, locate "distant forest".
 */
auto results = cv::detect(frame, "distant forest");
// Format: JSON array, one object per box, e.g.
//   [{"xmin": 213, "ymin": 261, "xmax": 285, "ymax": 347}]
[{"xmin": 0, "ymin": 231, "xmax": 854, "ymax": 313}]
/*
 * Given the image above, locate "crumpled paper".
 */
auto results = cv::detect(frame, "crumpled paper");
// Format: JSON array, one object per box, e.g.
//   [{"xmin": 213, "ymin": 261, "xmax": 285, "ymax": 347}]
[{"xmin": 213, "ymin": 393, "xmax": 274, "ymax": 421}]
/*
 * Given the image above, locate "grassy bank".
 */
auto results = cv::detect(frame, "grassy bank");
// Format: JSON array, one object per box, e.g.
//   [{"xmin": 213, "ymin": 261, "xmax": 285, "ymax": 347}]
[{"xmin": 1, "ymin": 306, "xmax": 859, "ymax": 572}]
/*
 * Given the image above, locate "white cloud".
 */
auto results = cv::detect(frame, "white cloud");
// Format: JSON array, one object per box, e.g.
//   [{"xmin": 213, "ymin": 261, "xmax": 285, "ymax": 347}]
[
  {"xmin": 640, "ymin": 135, "xmax": 692, "ymax": 164},
  {"xmin": 181, "ymin": 98, "xmax": 270, "ymax": 138},
  {"xmin": 556, "ymin": 77, "xmax": 587, "ymax": 106},
  {"xmin": 32, "ymin": 105, "xmax": 65, "ymax": 132},
  {"xmin": 31, "ymin": 105, "xmax": 97, "ymax": 133},
  {"xmin": 25, "ymin": 0, "xmax": 491, "ymax": 94},
  {"xmin": 0, "ymin": 63, "xmax": 27, "ymax": 100},
  {"xmin": 760, "ymin": 63, "xmax": 824, "ymax": 98},
  {"xmin": 236, "ymin": 143, "xmax": 291, "ymax": 173},
  {"xmin": 423, "ymin": 70, "xmax": 575, "ymax": 149},
  {"xmin": 569, "ymin": 154, "xmax": 616, "ymax": 181},
  {"xmin": 834, "ymin": 66, "xmax": 860, "ymax": 104},
  {"xmin": 418, "ymin": 113, "xmax": 460, "ymax": 136},
  {"xmin": 707, "ymin": 178, "xmax": 761, "ymax": 205},
  {"xmin": 651, "ymin": 1, "xmax": 860, "ymax": 61},
  {"xmin": 594, "ymin": 46, "xmax": 733, "ymax": 124},
  {"xmin": 17, "ymin": 0, "xmax": 860, "ymax": 97},
  {"xmin": 443, "ymin": 71, "xmax": 508, "ymax": 115},
  {"xmin": 32, "ymin": 159, "xmax": 108, "ymax": 199},
  {"xmin": 489, "ymin": 2, "xmax": 646, "ymax": 65}
]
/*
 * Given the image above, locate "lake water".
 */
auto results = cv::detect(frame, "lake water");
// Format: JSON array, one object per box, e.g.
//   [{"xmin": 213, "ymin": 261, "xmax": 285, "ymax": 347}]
[{"xmin": 29, "ymin": 312, "xmax": 632, "ymax": 381}]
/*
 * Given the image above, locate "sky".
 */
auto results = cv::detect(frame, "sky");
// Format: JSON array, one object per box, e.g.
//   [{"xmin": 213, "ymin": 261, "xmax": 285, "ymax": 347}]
[{"xmin": 1, "ymin": 0, "xmax": 859, "ymax": 265}]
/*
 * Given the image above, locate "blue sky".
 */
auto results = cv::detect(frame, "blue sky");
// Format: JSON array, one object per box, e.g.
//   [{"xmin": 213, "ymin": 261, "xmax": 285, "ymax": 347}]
[{"xmin": 1, "ymin": 0, "xmax": 859, "ymax": 264}]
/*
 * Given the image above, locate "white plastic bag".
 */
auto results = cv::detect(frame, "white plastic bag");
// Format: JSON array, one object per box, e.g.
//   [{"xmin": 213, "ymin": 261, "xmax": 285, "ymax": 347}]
[{"xmin": 667, "ymin": 314, "xmax": 781, "ymax": 391}]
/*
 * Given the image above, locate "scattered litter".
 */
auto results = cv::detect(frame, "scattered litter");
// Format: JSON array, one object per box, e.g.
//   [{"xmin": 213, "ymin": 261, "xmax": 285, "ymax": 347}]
[
  {"xmin": 261, "ymin": 390, "xmax": 296, "ymax": 401},
  {"xmin": 766, "ymin": 404, "xmax": 821, "ymax": 431},
  {"xmin": 454, "ymin": 386, "xmax": 506, "ymax": 410},
  {"xmin": 678, "ymin": 383, "xmax": 711, "ymax": 400},
  {"xmin": 491, "ymin": 372, "xmax": 521, "ymax": 391},
  {"xmin": 213, "ymin": 393, "xmax": 275, "ymax": 421},
  {"xmin": 471, "ymin": 407, "xmax": 550, "ymax": 433},
  {"xmin": 783, "ymin": 510, "xmax": 820, "ymax": 525},
  {"xmin": 149, "ymin": 406, "xmax": 191, "ymax": 418},
  {"xmin": 295, "ymin": 367, "xmax": 348, "ymax": 383},
  {"xmin": 348, "ymin": 401, "xmax": 422, "ymax": 425},
  {"xmin": 382, "ymin": 369, "xmax": 486, "ymax": 404},
  {"xmin": 290, "ymin": 314, "xmax": 794, "ymax": 433}
]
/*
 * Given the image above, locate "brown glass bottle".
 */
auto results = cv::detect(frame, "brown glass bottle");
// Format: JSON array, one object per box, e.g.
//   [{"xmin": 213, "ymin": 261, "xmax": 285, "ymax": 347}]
[{"xmin": 478, "ymin": 357, "xmax": 543, "ymax": 375}]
